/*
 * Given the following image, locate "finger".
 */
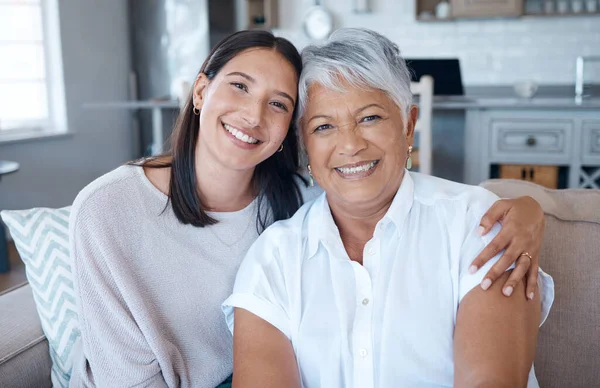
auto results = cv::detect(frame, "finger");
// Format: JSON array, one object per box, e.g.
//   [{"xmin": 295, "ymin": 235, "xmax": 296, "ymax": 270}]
[
  {"xmin": 478, "ymin": 200, "xmax": 510, "ymax": 235},
  {"xmin": 469, "ymin": 230, "xmax": 511, "ymax": 274},
  {"xmin": 480, "ymin": 246, "xmax": 522, "ymax": 291},
  {"xmin": 501, "ymin": 255, "xmax": 531, "ymax": 297},
  {"xmin": 525, "ymin": 259, "xmax": 539, "ymax": 301}
]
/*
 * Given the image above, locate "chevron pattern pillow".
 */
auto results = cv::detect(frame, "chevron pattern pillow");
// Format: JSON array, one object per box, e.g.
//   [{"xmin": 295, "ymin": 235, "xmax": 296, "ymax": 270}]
[{"xmin": 1, "ymin": 207, "xmax": 79, "ymax": 388}]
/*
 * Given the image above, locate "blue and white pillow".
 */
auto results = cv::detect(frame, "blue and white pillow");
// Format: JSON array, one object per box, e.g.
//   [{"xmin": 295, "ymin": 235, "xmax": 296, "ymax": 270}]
[{"xmin": 1, "ymin": 207, "xmax": 78, "ymax": 388}]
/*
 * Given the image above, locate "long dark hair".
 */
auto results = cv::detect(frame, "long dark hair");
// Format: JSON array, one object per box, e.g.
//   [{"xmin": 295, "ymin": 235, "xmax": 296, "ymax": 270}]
[{"xmin": 133, "ymin": 30, "xmax": 306, "ymax": 232}]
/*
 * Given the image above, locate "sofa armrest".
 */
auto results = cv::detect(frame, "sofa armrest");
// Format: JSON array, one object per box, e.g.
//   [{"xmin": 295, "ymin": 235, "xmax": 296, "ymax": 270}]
[{"xmin": 0, "ymin": 283, "xmax": 51, "ymax": 387}]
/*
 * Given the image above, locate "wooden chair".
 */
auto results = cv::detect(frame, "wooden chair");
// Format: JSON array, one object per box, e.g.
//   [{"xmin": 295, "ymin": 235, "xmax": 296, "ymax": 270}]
[{"xmin": 410, "ymin": 75, "xmax": 434, "ymax": 175}]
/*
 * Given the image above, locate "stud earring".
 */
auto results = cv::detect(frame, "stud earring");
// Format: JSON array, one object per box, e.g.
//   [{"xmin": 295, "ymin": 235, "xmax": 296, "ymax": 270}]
[
  {"xmin": 406, "ymin": 145, "xmax": 413, "ymax": 170},
  {"xmin": 307, "ymin": 164, "xmax": 314, "ymax": 187}
]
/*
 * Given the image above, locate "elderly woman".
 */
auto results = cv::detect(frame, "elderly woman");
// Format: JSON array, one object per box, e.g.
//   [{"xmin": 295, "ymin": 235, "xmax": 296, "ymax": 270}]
[{"xmin": 222, "ymin": 29, "xmax": 554, "ymax": 388}]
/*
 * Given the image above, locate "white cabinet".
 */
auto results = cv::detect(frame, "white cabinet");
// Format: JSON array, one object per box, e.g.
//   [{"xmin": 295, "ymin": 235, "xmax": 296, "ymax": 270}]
[{"xmin": 465, "ymin": 110, "xmax": 600, "ymax": 188}]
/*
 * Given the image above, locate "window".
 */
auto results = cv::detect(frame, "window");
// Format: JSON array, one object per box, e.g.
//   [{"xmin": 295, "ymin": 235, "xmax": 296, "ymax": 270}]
[{"xmin": 0, "ymin": 0, "xmax": 66, "ymax": 140}]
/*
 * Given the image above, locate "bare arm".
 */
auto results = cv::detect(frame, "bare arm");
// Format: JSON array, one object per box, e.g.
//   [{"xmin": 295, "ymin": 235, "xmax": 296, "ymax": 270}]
[
  {"xmin": 454, "ymin": 271, "xmax": 541, "ymax": 388},
  {"xmin": 232, "ymin": 308, "xmax": 301, "ymax": 388}
]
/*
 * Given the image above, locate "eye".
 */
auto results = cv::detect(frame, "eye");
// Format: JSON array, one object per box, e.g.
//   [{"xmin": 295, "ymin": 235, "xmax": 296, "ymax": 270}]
[
  {"xmin": 231, "ymin": 82, "xmax": 248, "ymax": 92},
  {"xmin": 270, "ymin": 101, "xmax": 289, "ymax": 112},
  {"xmin": 361, "ymin": 115, "xmax": 381, "ymax": 123},
  {"xmin": 313, "ymin": 124, "xmax": 333, "ymax": 133}
]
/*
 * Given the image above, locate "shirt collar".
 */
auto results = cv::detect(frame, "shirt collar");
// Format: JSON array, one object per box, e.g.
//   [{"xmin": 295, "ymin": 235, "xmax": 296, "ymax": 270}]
[{"xmin": 306, "ymin": 170, "xmax": 415, "ymax": 260}]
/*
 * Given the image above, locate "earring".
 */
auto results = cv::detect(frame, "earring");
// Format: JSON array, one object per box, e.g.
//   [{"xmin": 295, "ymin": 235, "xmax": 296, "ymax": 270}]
[
  {"xmin": 406, "ymin": 145, "xmax": 413, "ymax": 170},
  {"xmin": 193, "ymin": 107, "xmax": 200, "ymax": 115},
  {"xmin": 307, "ymin": 165, "xmax": 314, "ymax": 187},
  {"xmin": 278, "ymin": 144, "xmax": 284, "ymax": 153}
]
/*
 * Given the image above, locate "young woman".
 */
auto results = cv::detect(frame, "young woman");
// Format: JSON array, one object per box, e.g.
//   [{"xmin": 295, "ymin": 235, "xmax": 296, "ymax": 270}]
[{"xmin": 69, "ymin": 30, "xmax": 546, "ymax": 388}]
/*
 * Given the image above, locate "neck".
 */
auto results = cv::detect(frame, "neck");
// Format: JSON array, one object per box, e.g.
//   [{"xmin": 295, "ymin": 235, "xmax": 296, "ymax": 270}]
[
  {"xmin": 194, "ymin": 147, "xmax": 256, "ymax": 213},
  {"xmin": 329, "ymin": 196, "xmax": 395, "ymax": 264}
]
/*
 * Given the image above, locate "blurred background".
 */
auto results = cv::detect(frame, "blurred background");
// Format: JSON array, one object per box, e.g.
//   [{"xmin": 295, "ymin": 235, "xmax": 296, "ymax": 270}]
[{"xmin": 0, "ymin": 0, "xmax": 599, "ymax": 212}]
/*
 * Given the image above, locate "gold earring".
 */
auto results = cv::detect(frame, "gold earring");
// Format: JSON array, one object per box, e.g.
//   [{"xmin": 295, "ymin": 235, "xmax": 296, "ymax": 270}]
[
  {"xmin": 193, "ymin": 107, "xmax": 200, "ymax": 115},
  {"xmin": 307, "ymin": 164, "xmax": 314, "ymax": 187},
  {"xmin": 278, "ymin": 144, "xmax": 284, "ymax": 153},
  {"xmin": 406, "ymin": 145, "xmax": 413, "ymax": 170}
]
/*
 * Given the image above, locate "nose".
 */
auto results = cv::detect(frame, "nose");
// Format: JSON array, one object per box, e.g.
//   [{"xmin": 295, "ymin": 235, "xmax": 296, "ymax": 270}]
[
  {"xmin": 337, "ymin": 125, "xmax": 367, "ymax": 157},
  {"xmin": 242, "ymin": 98, "xmax": 265, "ymax": 129}
]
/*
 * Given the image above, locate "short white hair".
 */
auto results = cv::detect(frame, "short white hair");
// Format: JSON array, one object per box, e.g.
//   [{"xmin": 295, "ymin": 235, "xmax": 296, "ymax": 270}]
[{"xmin": 297, "ymin": 28, "xmax": 413, "ymax": 142}]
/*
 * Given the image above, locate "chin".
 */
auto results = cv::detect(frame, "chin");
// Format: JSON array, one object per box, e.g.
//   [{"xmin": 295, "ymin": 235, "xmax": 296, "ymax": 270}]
[{"xmin": 331, "ymin": 187, "xmax": 384, "ymax": 207}]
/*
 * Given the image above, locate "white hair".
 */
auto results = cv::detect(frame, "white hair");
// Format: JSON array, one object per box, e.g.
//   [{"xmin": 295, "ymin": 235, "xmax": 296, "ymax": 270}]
[{"xmin": 297, "ymin": 28, "xmax": 413, "ymax": 145}]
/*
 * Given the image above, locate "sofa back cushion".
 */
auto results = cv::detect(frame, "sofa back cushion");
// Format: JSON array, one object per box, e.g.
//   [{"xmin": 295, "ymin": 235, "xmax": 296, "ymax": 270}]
[
  {"xmin": 1, "ymin": 207, "xmax": 78, "ymax": 388},
  {"xmin": 481, "ymin": 179, "xmax": 600, "ymax": 388}
]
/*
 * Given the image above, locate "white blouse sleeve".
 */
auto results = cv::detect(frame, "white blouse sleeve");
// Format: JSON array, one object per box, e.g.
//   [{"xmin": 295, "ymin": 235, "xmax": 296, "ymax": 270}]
[
  {"xmin": 222, "ymin": 225, "xmax": 293, "ymax": 340},
  {"xmin": 457, "ymin": 187, "xmax": 554, "ymax": 326}
]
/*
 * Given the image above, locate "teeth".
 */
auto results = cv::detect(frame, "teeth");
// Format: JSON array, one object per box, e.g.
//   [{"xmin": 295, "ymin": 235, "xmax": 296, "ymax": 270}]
[
  {"xmin": 336, "ymin": 161, "xmax": 378, "ymax": 175},
  {"xmin": 223, "ymin": 123, "xmax": 259, "ymax": 144}
]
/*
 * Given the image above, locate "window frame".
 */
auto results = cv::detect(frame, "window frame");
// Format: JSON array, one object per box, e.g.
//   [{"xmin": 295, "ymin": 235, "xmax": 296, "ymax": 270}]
[{"xmin": 0, "ymin": 0, "xmax": 69, "ymax": 143}]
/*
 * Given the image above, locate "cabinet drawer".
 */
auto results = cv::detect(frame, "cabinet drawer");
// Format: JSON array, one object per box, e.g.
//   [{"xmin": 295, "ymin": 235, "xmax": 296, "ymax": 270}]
[
  {"xmin": 490, "ymin": 119, "xmax": 572, "ymax": 162},
  {"xmin": 499, "ymin": 165, "xmax": 558, "ymax": 189},
  {"xmin": 582, "ymin": 121, "xmax": 600, "ymax": 163}
]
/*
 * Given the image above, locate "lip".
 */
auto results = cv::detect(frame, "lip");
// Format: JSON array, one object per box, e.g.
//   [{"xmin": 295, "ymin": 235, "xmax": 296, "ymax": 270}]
[
  {"xmin": 221, "ymin": 121, "xmax": 261, "ymax": 149},
  {"xmin": 334, "ymin": 160, "xmax": 380, "ymax": 180}
]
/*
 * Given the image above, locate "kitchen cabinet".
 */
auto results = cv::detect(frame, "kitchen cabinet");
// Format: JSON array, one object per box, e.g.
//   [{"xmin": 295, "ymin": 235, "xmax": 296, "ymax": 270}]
[
  {"xmin": 498, "ymin": 165, "xmax": 559, "ymax": 188},
  {"xmin": 464, "ymin": 109, "xmax": 600, "ymax": 189},
  {"xmin": 450, "ymin": 0, "xmax": 523, "ymax": 18},
  {"xmin": 415, "ymin": 0, "xmax": 600, "ymax": 20}
]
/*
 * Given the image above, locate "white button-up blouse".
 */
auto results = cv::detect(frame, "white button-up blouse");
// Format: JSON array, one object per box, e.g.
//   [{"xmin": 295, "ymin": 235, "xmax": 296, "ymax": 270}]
[{"xmin": 223, "ymin": 171, "xmax": 554, "ymax": 388}]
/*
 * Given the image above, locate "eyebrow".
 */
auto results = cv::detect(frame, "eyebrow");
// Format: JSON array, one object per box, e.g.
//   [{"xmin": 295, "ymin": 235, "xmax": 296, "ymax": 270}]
[
  {"xmin": 307, "ymin": 103, "xmax": 384, "ymax": 124},
  {"xmin": 354, "ymin": 103, "xmax": 385, "ymax": 115},
  {"xmin": 307, "ymin": 114, "xmax": 333, "ymax": 124},
  {"xmin": 226, "ymin": 71, "xmax": 296, "ymax": 106}
]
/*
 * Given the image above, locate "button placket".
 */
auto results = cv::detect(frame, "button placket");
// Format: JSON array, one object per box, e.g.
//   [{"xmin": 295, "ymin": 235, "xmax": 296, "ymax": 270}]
[{"xmin": 351, "ymin": 263, "xmax": 375, "ymax": 388}]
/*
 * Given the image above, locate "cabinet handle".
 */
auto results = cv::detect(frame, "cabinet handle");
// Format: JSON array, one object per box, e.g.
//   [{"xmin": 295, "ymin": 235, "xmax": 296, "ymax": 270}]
[{"xmin": 526, "ymin": 136, "xmax": 537, "ymax": 146}]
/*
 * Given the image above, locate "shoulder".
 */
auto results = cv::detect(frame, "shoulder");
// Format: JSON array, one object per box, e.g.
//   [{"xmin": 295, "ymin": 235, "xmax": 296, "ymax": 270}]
[
  {"xmin": 71, "ymin": 165, "xmax": 145, "ymax": 225},
  {"xmin": 256, "ymin": 194, "xmax": 320, "ymax": 248},
  {"xmin": 410, "ymin": 172, "xmax": 499, "ymax": 215},
  {"xmin": 244, "ymin": 193, "xmax": 323, "ymax": 266}
]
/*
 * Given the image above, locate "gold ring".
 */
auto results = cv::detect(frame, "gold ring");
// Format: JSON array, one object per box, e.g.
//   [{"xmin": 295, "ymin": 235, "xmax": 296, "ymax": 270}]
[{"xmin": 520, "ymin": 252, "xmax": 533, "ymax": 260}]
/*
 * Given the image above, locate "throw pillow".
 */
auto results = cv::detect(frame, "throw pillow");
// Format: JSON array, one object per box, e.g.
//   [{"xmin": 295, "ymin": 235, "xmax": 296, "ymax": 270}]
[{"xmin": 1, "ymin": 207, "xmax": 78, "ymax": 388}]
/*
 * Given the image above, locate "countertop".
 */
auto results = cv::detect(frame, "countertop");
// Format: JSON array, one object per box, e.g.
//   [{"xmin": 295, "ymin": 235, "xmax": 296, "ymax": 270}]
[{"xmin": 431, "ymin": 96, "xmax": 600, "ymax": 110}]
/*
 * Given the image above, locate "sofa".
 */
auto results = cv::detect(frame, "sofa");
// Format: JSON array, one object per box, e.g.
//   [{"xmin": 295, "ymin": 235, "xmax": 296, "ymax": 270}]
[{"xmin": 1, "ymin": 179, "xmax": 599, "ymax": 388}]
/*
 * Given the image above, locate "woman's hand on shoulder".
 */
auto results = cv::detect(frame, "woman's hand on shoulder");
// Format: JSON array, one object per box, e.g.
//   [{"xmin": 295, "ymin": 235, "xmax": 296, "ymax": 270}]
[{"xmin": 470, "ymin": 196, "xmax": 544, "ymax": 300}]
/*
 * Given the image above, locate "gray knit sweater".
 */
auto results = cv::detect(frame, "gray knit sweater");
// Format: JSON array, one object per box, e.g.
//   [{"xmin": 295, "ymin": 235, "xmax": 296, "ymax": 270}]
[{"xmin": 69, "ymin": 165, "xmax": 318, "ymax": 387}]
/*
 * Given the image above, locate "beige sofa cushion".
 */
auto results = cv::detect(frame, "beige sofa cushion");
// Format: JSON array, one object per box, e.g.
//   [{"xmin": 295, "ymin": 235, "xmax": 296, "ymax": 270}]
[
  {"xmin": 0, "ymin": 283, "xmax": 51, "ymax": 387},
  {"xmin": 481, "ymin": 179, "xmax": 600, "ymax": 388}
]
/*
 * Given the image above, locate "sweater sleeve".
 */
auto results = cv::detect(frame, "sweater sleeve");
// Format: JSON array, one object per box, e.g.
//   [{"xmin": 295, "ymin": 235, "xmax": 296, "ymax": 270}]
[{"xmin": 69, "ymin": 192, "xmax": 168, "ymax": 388}]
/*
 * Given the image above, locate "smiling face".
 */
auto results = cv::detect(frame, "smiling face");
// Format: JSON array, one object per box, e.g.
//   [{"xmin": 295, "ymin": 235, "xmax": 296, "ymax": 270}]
[
  {"xmin": 302, "ymin": 79, "xmax": 418, "ymax": 211},
  {"xmin": 193, "ymin": 48, "xmax": 298, "ymax": 172}
]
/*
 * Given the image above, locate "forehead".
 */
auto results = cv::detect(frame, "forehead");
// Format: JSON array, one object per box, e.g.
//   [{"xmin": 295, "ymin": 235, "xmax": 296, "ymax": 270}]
[
  {"xmin": 305, "ymin": 80, "xmax": 392, "ymax": 111},
  {"xmin": 220, "ymin": 48, "xmax": 295, "ymax": 78}
]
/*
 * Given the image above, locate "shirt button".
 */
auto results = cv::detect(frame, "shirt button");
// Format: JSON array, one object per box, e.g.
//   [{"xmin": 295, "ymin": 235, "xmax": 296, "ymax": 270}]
[
  {"xmin": 362, "ymin": 298, "xmax": 369, "ymax": 306},
  {"xmin": 368, "ymin": 247, "xmax": 375, "ymax": 255},
  {"xmin": 359, "ymin": 349, "xmax": 368, "ymax": 357}
]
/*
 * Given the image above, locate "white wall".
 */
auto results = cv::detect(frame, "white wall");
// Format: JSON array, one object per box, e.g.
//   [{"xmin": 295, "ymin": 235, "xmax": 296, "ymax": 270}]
[
  {"xmin": 0, "ymin": 0, "xmax": 133, "ymax": 210},
  {"xmin": 275, "ymin": 0, "xmax": 600, "ymax": 85}
]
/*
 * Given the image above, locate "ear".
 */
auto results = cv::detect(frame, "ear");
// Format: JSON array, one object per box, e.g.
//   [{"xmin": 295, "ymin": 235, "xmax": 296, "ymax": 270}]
[
  {"xmin": 405, "ymin": 105, "xmax": 419, "ymax": 146},
  {"xmin": 192, "ymin": 73, "xmax": 209, "ymax": 111}
]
